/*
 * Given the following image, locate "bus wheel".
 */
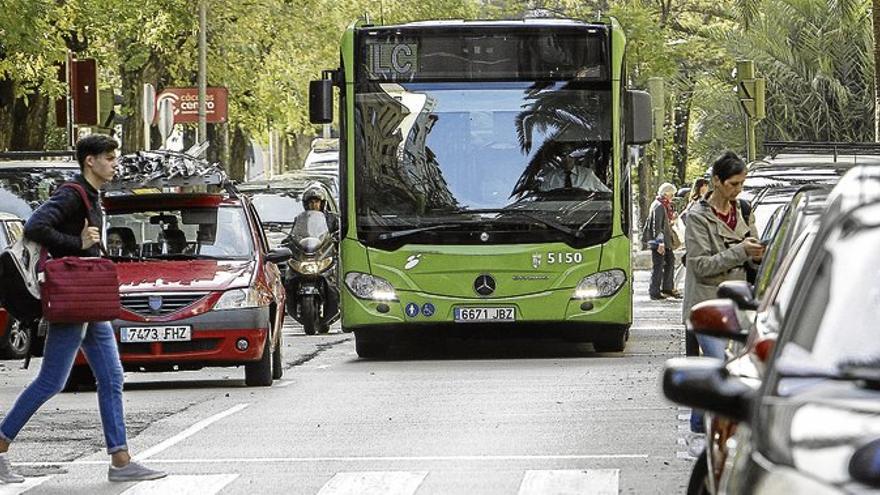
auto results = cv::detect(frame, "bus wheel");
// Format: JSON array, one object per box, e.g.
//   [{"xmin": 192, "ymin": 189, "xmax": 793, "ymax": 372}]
[
  {"xmin": 593, "ymin": 326, "xmax": 628, "ymax": 353},
  {"xmin": 355, "ymin": 331, "xmax": 389, "ymax": 358}
]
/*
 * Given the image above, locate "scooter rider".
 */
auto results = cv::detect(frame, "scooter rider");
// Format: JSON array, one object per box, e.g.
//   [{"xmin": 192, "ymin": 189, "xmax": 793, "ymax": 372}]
[
  {"xmin": 294, "ymin": 187, "xmax": 338, "ymax": 234},
  {"xmin": 287, "ymin": 187, "xmax": 340, "ymax": 332}
]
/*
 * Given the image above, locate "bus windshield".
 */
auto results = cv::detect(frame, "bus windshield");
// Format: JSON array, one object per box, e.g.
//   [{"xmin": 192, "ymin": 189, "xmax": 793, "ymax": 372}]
[{"xmin": 354, "ymin": 81, "xmax": 613, "ymax": 247}]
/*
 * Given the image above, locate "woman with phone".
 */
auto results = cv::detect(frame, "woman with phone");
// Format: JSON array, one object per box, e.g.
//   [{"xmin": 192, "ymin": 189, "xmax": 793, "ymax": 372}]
[{"xmin": 681, "ymin": 151, "xmax": 764, "ymax": 454}]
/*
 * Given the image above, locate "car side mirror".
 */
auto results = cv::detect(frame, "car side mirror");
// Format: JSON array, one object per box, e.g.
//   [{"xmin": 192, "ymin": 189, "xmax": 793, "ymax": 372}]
[
  {"xmin": 717, "ymin": 280, "xmax": 758, "ymax": 311},
  {"xmin": 663, "ymin": 357, "xmax": 754, "ymax": 423},
  {"xmin": 689, "ymin": 298, "xmax": 749, "ymax": 342},
  {"xmin": 266, "ymin": 247, "xmax": 293, "ymax": 264},
  {"xmin": 850, "ymin": 437, "xmax": 880, "ymax": 487}
]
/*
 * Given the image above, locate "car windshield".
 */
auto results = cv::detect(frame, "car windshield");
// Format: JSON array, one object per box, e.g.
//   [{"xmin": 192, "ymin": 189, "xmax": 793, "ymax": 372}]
[
  {"xmin": 354, "ymin": 81, "xmax": 613, "ymax": 246},
  {"xmin": 105, "ymin": 206, "xmax": 253, "ymax": 260},
  {"xmin": 0, "ymin": 167, "xmax": 79, "ymax": 218},
  {"xmin": 773, "ymin": 203, "xmax": 880, "ymax": 388},
  {"xmin": 251, "ymin": 194, "xmax": 303, "ymax": 224}
]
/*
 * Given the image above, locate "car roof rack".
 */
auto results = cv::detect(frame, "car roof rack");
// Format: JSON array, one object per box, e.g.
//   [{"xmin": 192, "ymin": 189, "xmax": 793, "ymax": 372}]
[
  {"xmin": 763, "ymin": 141, "xmax": 880, "ymax": 160},
  {"xmin": 0, "ymin": 150, "xmax": 75, "ymax": 160},
  {"xmin": 106, "ymin": 146, "xmax": 235, "ymax": 196}
]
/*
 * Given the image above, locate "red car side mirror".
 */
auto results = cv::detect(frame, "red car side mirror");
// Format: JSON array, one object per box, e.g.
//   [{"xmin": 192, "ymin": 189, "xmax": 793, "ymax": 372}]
[{"xmin": 689, "ymin": 299, "xmax": 748, "ymax": 342}]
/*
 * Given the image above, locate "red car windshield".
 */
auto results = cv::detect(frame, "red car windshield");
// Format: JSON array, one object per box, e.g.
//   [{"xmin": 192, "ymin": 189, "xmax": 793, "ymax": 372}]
[{"xmin": 105, "ymin": 206, "xmax": 253, "ymax": 260}]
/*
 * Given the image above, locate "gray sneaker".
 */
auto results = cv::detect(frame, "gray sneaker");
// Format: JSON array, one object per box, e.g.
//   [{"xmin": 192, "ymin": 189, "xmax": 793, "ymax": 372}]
[
  {"xmin": 108, "ymin": 461, "xmax": 167, "ymax": 482},
  {"xmin": 0, "ymin": 455, "xmax": 25, "ymax": 483}
]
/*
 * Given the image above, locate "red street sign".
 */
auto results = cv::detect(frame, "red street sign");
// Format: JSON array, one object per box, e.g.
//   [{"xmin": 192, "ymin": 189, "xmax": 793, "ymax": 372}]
[
  {"xmin": 55, "ymin": 58, "xmax": 99, "ymax": 127},
  {"xmin": 155, "ymin": 87, "xmax": 228, "ymax": 124}
]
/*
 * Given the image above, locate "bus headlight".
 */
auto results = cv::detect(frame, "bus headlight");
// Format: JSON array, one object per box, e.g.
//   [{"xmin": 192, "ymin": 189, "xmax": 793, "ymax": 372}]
[
  {"xmin": 344, "ymin": 272, "xmax": 398, "ymax": 301},
  {"xmin": 572, "ymin": 270, "xmax": 627, "ymax": 299}
]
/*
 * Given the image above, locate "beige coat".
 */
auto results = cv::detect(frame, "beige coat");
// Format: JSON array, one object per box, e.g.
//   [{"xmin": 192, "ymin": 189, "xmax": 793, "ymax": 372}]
[{"xmin": 682, "ymin": 197, "xmax": 757, "ymax": 323}]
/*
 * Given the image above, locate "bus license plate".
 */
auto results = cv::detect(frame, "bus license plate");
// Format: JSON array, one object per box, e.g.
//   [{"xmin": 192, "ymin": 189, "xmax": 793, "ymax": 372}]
[
  {"xmin": 454, "ymin": 307, "xmax": 515, "ymax": 322},
  {"xmin": 120, "ymin": 326, "xmax": 192, "ymax": 343}
]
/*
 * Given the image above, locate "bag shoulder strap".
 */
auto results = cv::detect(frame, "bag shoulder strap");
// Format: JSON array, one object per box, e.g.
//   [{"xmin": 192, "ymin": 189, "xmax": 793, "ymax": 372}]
[
  {"xmin": 58, "ymin": 182, "xmax": 93, "ymax": 214},
  {"xmin": 55, "ymin": 182, "xmax": 106, "ymax": 256},
  {"xmin": 738, "ymin": 198, "xmax": 751, "ymax": 225}
]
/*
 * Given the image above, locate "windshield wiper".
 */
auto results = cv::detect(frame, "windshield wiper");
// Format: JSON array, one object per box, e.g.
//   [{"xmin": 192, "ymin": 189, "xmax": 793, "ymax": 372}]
[
  {"xmin": 376, "ymin": 222, "xmax": 474, "ymax": 241},
  {"xmin": 461, "ymin": 209, "xmax": 583, "ymax": 239}
]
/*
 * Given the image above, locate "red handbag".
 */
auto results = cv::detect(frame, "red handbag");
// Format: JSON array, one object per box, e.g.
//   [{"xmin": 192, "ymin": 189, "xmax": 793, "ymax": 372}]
[{"xmin": 39, "ymin": 183, "xmax": 121, "ymax": 323}]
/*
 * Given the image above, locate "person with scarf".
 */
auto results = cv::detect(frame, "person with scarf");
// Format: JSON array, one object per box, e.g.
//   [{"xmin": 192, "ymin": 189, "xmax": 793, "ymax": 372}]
[{"xmin": 645, "ymin": 182, "xmax": 680, "ymax": 300}]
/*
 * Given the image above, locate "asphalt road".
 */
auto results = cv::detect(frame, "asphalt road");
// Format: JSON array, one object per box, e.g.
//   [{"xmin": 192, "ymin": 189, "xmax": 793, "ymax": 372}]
[{"xmin": 0, "ymin": 270, "xmax": 694, "ymax": 494}]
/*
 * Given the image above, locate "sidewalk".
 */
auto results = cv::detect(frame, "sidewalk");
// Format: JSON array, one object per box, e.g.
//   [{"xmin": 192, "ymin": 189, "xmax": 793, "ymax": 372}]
[{"xmin": 632, "ymin": 249, "xmax": 684, "ymax": 270}]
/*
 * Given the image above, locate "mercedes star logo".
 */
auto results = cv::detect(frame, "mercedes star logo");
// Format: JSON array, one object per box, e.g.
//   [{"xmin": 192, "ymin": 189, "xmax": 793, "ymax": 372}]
[{"xmin": 473, "ymin": 274, "xmax": 496, "ymax": 296}]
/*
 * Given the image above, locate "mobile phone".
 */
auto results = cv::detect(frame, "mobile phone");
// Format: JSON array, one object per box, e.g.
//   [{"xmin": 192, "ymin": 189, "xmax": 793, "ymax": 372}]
[{"xmin": 759, "ymin": 239, "xmax": 769, "ymax": 247}]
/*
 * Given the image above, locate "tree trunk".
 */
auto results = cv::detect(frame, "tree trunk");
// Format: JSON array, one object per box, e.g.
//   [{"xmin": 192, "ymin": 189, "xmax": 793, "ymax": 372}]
[
  {"xmin": 10, "ymin": 92, "xmax": 49, "ymax": 151},
  {"xmin": 0, "ymin": 79, "xmax": 15, "ymax": 150},
  {"xmin": 119, "ymin": 54, "xmax": 163, "ymax": 153},
  {"xmin": 228, "ymin": 125, "xmax": 247, "ymax": 182},
  {"xmin": 672, "ymin": 88, "xmax": 694, "ymax": 185},
  {"xmin": 637, "ymin": 153, "xmax": 654, "ymax": 249},
  {"xmin": 874, "ymin": 0, "xmax": 880, "ymax": 141}
]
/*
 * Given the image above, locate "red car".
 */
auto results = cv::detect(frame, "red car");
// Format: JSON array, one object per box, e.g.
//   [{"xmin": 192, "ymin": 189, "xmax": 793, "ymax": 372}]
[{"xmin": 66, "ymin": 188, "xmax": 289, "ymax": 389}]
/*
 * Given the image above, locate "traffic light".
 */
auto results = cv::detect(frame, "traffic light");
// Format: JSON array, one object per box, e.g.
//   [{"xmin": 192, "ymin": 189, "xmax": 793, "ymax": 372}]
[{"xmin": 735, "ymin": 60, "xmax": 766, "ymax": 121}]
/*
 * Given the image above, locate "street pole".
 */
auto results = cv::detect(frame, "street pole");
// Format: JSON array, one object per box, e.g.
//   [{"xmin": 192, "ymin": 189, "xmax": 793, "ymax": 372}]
[
  {"xmin": 198, "ymin": 0, "xmax": 207, "ymax": 145},
  {"xmin": 66, "ymin": 51, "xmax": 75, "ymax": 149}
]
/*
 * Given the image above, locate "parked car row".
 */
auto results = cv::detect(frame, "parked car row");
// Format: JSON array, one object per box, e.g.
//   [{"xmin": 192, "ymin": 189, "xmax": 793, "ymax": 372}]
[{"xmin": 665, "ymin": 159, "xmax": 880, "ymax": 493}]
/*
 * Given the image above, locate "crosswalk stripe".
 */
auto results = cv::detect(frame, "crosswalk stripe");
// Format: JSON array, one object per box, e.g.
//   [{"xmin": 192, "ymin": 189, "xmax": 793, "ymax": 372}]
[
  {"xmin": 517, "ymin": 469, "xmax": 619, "ymax": 495},
  {"xmin": 317, "ymin": 471, "xmax": 428, "ymax": 495},
  {"xmin": 119, "ymin": 474, "xmax": 238, "ymax": 495},
  {"xmin": 0, "ymin": 476, "xmax": 51, "ymax": 495}
]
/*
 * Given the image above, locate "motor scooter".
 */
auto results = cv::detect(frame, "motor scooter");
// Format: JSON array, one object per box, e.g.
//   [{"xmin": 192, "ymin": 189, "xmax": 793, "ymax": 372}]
[{"xmin": 283, "ymin": 210, "xmax": 339, "ymax": 335}]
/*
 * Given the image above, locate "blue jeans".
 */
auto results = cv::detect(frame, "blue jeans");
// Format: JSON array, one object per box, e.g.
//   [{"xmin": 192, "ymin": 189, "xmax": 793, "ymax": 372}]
[
  {"xmin": 690, "ymin": 333, "xmax": 728, "ymax": 433},
  {"xmin": 0, "ymin": 321, "xmax": 128, "ymax": 454}
]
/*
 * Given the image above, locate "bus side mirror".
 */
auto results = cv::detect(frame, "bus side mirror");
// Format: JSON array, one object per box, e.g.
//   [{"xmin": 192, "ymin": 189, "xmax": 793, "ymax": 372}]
[
  {"xmin": 625, "ymin": 90, "xmax": 653, "ymax": 145},
  {"xmin": 309, "ymin": 79, "xmax": 333, "ymax": 124}
]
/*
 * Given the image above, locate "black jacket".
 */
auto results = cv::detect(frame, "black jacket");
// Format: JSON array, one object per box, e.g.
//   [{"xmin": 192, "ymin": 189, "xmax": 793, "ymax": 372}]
[{"xmin": 24, "ymin": 174, "xmax": 102, "ymax": 258}]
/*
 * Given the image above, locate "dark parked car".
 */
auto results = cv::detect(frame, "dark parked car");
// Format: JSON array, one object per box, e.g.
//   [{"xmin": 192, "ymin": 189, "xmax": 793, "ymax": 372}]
[
  {"xmin": 666, "ymin": 165, "xmax": 880, "ymax": 494},
  {"xmin": 0, "ymin": 151, "xmax": 80, "ymax": 219},
  {"xmin": 0, "ymin": 212, "xmax": 32, "ymax": 359}
]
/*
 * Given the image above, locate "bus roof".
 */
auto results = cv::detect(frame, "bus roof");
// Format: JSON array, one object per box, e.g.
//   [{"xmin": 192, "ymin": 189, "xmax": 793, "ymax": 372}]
[{"xmin": 362, "ymin": 18, "xmax": 609, "ymax": 30}]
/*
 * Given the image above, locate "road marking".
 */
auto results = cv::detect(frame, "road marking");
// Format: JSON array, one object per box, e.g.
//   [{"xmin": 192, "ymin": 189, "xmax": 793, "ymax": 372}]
[
  {"xmin": 0, "ymin": 476, "xmax": 51, "ymax": 495},
  {"xmin": 517, "ymin": 469, "xmax": 619, "ymax": 495},
  {"xmin": 133, "ymin": 403, "xmax": 250, "ymax": 461},
  {"xmin": 16, "ymin": 453, "xmax": 648, "ymax": 467},
  {"xmin": 120, "ymin": 474, "xmax": 238, "ymax": 495},
  {"xmin": 275, "ymin": 380, "xmax": 295, "ymax": 388},
  {"xmin": 317, "ymin": 471, "xmax": 427, "ymax": 495}
]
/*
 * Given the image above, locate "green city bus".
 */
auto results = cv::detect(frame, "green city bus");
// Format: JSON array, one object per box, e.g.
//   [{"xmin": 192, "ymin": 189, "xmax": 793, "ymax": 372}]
[{"xmin": 309, "ymin": 18, "xmax": 653, "ymax": 357}]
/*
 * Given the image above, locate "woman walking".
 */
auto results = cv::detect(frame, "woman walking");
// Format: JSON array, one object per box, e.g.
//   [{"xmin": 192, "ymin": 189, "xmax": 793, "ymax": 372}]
[{"xmin": 645, "ymin": 182, "xmax": 681, "ymax": 300}]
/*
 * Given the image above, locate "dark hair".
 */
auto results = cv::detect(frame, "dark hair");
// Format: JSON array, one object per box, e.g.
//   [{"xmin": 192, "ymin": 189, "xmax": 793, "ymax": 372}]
[
  {"xmin": 690, "ymin": 178, "xmax": 709, "ymax": 201},
  {"xmin": 710, "ymin": 151, "xmax": 747, "ymax": 183},
  {"xmin": 107, "ymin": 227, "xmax": 137, "ymax": 252},
  {"xmin": 76, "ymin": 134, "xmax": 119, "ymax": 171}
]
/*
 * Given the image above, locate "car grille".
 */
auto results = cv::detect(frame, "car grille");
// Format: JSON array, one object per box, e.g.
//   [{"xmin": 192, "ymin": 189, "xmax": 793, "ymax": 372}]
[
  {"xmin": 118, "ymin": 339, "xmax": 221, "ymax": 355},
  {"xmin": 120, "ymin": 293, "xmax": 209, "ymax": 316}
]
